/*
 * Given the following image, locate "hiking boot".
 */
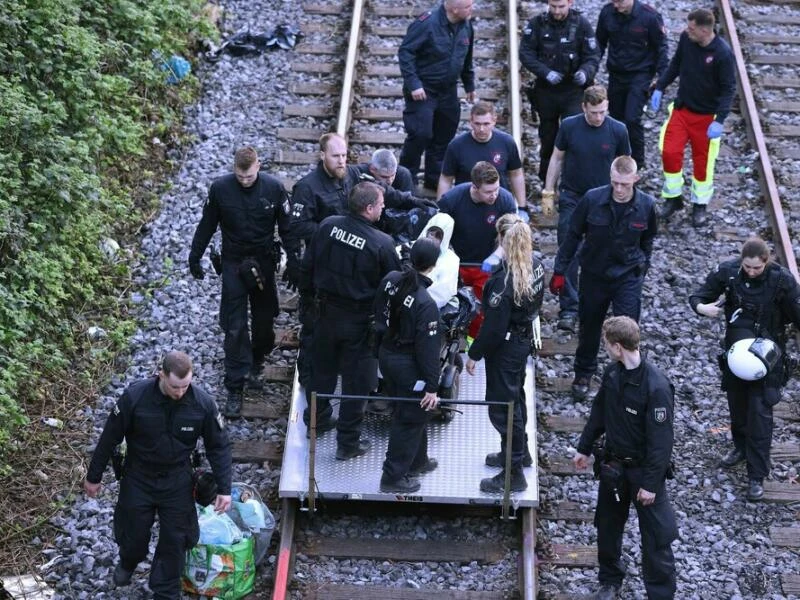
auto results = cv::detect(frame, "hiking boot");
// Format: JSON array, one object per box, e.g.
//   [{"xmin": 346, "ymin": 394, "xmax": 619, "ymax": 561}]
[
  {"xmin": 408, "ymin": 458, "xmax": 438, "ymax": 477},
  {"xmin": 719, "ymin": 447, "xmax": 745, "ymax": 468},
  {"xmin": 112, "ymin": 564, "xmax": 133, "ymax": 586},
  {"xmin": 572, "ymin": 376, "xmax": 591, "ymax": 400},
  {"xmin": 659, "ymin": 196, "xmax": 684, "ymax": 220},
  {"xmin": 746, "ymin": 478, "xmax": 764, "ymax": 502},
  {"xmin": 479, "ymin": 468, "xmax": 528, "ymax": 493},
  {"xmin": 380, "ymin": 474, "xmax": 421, "ymax": 493},
  {"xmin": 594, "ymin": 583, "xmax": 620, "ymax": 600},
  {"xmin": 223, "ymin": 389, "xmax": 243, "ymax": 418},
  {"xmin": 335, "ymin": 439, "xmax": 372, "ymax": 461},
  {"xmin": 691, "ymin": 203, "xmax": 708, "ymax": 227},
  {"xmin": 365, "ymin": 398, "xmax": 393, "ymax": 416},
  {"xmin": 557, "ymin": 314, "xmax": 578, "ymax": 333},
  {"xmin": 485, "ymin": 449, "xmax": 533, "ymax": 468}
]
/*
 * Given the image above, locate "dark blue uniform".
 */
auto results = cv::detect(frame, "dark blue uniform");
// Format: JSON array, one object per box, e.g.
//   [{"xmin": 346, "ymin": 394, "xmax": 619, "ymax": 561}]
[
  {"xmin": 553, "ymin": 113, "xmax": 631, "ymax": 320},
  {"xmin": 577, "ymin": 359, "xmax": 677, "ymax": 598},
  {"xmin": 190, "ymin": 172, "xmax": 296, "ymax": 392},
  {"xmin": 398, "ymin": 4, "xmax": 475, "ymax": 188},
  {"xmin": 520, "ymin": 9, "xmax": 600, "ymax": 182},
  {"xmin": 468, "ymin": 258, "xmax": 544, "ymax": 489},
  {"xmin": 374, "ymin": 271, "xmax": 442, "ymax": 483},
  {"xmin": 555, "ymin": 186, "xmax": 657, "ymax": 378},
  {"xmin": 86, "ymin": 378, "xmax": 231, "ymax": 599},
  {"xmin": 441, "ymin": 129, "xmax": 523, "ymax": 192},
  {"xmin": 690, "ymin": 260, "xmax": 800, "ymax": 481},
  {"xmin": 596, "ymin": 1, "xmax": 668, "ymax": 168},
  {"xmin": 301, "ymin": 213, "xmax": 401, "ymax": 451},
  {"xmin": 437, "ymin": 183, "xmax": 517, "ymax": 263}
]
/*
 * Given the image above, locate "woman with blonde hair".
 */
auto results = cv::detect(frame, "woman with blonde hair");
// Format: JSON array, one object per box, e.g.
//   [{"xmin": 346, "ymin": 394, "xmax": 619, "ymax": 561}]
[{"xmin": 466, "ymin": 213, "xmax": 545, "ymax": 493}]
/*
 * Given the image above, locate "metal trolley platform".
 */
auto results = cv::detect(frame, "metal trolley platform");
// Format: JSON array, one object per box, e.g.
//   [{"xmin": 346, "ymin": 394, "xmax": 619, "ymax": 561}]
[{"xmin": 279, "ymin": 356, "xmax": 538, "ymax": 509}]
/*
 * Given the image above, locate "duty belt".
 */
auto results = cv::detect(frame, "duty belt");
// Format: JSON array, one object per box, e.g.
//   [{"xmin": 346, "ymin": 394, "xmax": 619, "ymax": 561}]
[
  {"xmin": 606, "ymin": 450, "xmax": 641, "ymax": 468},
  {"xmin": 127, "ymin": 458, "xmax": 190, "ymax": 477}
]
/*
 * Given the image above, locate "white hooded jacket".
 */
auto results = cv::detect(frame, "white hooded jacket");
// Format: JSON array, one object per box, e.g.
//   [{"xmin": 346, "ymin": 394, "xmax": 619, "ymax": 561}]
[{"xmin": 417, "ymin": 213, "xmax": 460, "ymax": 308}]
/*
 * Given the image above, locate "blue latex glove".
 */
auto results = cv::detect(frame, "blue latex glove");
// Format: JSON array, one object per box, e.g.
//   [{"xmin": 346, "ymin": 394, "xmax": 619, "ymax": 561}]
[
  {"xmin": 707, "ymin": 121, "xmax": 724, "ymax": 139},
  {"xmin": 517, "ymin": 208, "xmax": 530, "ymax": 224},
  {"xmin": 481, "ymin": 254, "xmax": 501, "ymax": 273},
  {"xmin": 545, "ymin": 71, "xmax": 563, "ymax": 85},
  {"xmin": 650, "ymin": 89, "xmax": 662, "ymax": 112},
  {"xmin": 572, "ymin": 70, "xmax": 587, "ymax": 86}
]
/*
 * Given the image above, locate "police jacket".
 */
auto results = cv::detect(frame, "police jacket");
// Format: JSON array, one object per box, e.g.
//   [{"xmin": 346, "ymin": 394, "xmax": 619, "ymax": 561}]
[
  {"xmin": 289, "ymin": 162, "xmax": 363, "ymax": 244},
  {"xmin": 190, "ymin": 172, "xmax": 296, "ymax": 263},
  {"xmin": 690, "ymin": 260, "xmax": 800, "ymax": 348},
  {"xmin": 596, "ymin": 0, "xmax": 668, "ymax": 77},
  {"xmin": 520, "ymin": 9, "xmax": 599, "ymax": 86},
  {"xmin": 374, "ymin": 270, "xmax": 442, "ymax": 392},
  {"xmin": 302, "ymin": 212, "xmax": 401, "ymax": 306},
  {"xmin": 467, "ymin": 257, "xmax": 545, "ymax": 361},
  {"xmin": 577, "ymin": 358, "xmax": 674, "ymax": 493},
  {"xmin": 86, "ymin": 377, "xmax": 232, "ymax": 494},
  {"xmin": 398, "ymin": 4, "xmax": 475, "ymax": 93},
  {"xmin": 554, "ymin": 186, "xmax": 657, "ymax": 280}
]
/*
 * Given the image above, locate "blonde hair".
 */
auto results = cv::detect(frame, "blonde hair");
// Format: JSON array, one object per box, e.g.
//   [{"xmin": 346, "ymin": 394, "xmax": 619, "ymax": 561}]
[{"xmin": 496, "ymin": 213, "xmax": 534, "ymax": 306}]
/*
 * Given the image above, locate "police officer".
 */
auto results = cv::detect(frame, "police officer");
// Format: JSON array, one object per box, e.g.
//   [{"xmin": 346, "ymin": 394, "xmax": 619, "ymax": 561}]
[
  {"xmin": 596, "ymin": 0, "xmax": 669, "ymax": 169},
  {"xmin": 375, "ymin": 238, "xmax": 442, "ymax": 493},
  {"xmin": 651, "ymin": 8, "xmax": 735, "ymax": 227},
  {"xmin": 300, "ymin": 182, "xmax": 402, "ymax": 458},
  {"xmin": 543, "ymin": 85, "xmax": 631, "ymax": 333},
  {"xmin": 690, "ymin": 237, "xmax": 800, "ymax": 501},
  {"xmin": 189, "ymin": 146, "xmax": 297, "ymax": 418},
  {"xmin": 466, "ymin": 214, "xmax": 545, "ymax": 493},
  {"xmin": 573, "ymin": 316, "xmax": 678, "ymax": 600},
  {"xmin": 520, "ymin": 0, "xmax": 600, "ymax": 183},
  {"xmin": 357, "ymin": 148, "xmax": 415, "ymax": 193},
  {"xmin": 84, "ymin": 351, "xmax": 232, "ymax": 597},
  {"xmin": 398, "ymin": 0, "xmax": 476, "ymax": 190},
  {"xmin": 550, "ymin": 156, "xmax": 657, "ymax": 400}
]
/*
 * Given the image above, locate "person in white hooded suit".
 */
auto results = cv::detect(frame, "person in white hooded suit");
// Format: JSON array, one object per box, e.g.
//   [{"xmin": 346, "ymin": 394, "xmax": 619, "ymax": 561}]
[{"xmin": 416, "ymin": 212, "xmax": 460, "ymax": 308}]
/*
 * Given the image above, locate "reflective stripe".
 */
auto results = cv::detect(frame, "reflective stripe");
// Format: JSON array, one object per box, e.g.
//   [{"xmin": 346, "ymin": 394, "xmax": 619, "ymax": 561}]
[
  {"xmin": 691, "ymin": 136, "xmax": 720, "ymax": 205},
  {"xmin": 661, "ymin": 171, "xmax": 683, "ymax": 199}
]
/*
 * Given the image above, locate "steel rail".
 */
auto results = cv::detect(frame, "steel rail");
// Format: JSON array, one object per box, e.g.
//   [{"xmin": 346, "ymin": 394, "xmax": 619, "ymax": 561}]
[
  {"xmin": 271, "ymin": 497, "xmax": 299, "ymax": 600},
  {"xmin": 336, "ymin": 0, "xmax": 367, "ymax": 137},
  {"xmin": 716, "ymin": 0, "xmax": 798, "ymax": 279},
  {"xmin": 520, "ymin": 507, "xmax": 537, "ymax": 600},
  {"xmin": 506, "ymin": 0, "xmax": 524, "ymax": 156}
]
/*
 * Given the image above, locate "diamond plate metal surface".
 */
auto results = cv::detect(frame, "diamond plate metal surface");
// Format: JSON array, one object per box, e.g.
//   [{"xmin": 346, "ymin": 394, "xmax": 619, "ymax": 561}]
[{"xmin": 279, "ymin": 356, "xmax": 538, "ymax": 507}]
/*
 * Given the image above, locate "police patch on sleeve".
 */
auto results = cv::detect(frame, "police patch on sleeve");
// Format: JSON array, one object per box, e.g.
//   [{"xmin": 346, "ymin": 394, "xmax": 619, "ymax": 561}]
[
  {"xmin": 588, "ymin": 37, "xmax": 597, "ymax": 50},
  {"xmin": 283, "ymin": 198, "xmax": 291, "ymax": 215},
  {"xmin": 428, "ymin": 321, "xmax": 438, "ymax": 336},
  {"xmin": 489, "ymin": 292, "xmax": 503, "ymax": 308},
  {"xmin": 654, "ymin": 407, "xmax": 667, "ymax": 423},
  {"xmin": 113, "ymin": 402, "xmax": 121, "ymax": 416},
  {"xmin": 291, "ymin": 202, "xmax": 303, "ymax": 218},
  {"xmin": 216, "ymin": 413, "xmax": 226, "ymax": 430}
]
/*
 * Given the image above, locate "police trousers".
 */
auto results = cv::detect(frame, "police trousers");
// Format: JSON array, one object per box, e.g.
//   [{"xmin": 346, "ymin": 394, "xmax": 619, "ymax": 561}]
[
  {"xmin": 723, "ymin": 373, "xmax": 780, "ymax": 480},
  {"xmin": 399, "ymin": 86, "xmax": 460, "ymax": 187},
  {"xmin": 114, "ymin": 466, "xmax": 198, "ymax": 599},
  {"xmin": 608, "ymin": 71, "xmax": 652, "ymax": 169},
  {"xmin": 596, "ymin": 469, "xmax": 677, "ymax": 599},
  {"xmin": 308, "ymin": 304, "xmax": 375, "ymax": 450},
  {"xmin": 556, "ymin": 189, "xmax": 581, "ymax": 317},
  {"xmin": 220, "ymin": 255, "xmax": 279, "ymax": 391},
  {"xmin": 297, "ymin": 292, "xmax": 317, "ymax": 389},
  {"xmin": 531, "ymin": 83, "xmax": 583, "ymax": 182},
  {"xmin": 379, "ymin": 348, "xmax": 431, "ymax": 481},
  {"xmin": 484, "ymin": 336, "xmax": 530, "ymax": 468},
  {"xmin": 576, "ymin": 270, "xmax": 643, "ymax": 378}
]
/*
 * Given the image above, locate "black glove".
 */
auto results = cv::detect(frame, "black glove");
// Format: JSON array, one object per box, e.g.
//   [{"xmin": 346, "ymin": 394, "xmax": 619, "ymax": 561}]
[
  {"xmin": 282, "ymin": 268, "xmax": 298, "ymax": 293},
  {"xmin": 413, "ymin": 197, "xmax": 439, "ymax": 211},
  {"xmin": 189, "ymin": 260, "xmax": 204, "ymax": 280}
]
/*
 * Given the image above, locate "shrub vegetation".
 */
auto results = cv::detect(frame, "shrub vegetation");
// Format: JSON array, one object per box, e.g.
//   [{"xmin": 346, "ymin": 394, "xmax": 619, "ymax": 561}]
[{"xmin": 0, "ymin": 0, "xmax": 214, "ymax": 474}]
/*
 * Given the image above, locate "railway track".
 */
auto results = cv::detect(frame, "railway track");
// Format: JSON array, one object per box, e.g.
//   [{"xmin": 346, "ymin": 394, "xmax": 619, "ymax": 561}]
[{"xmin": 233, "ymin": 0, "xmax": 800, "ymax": 598}]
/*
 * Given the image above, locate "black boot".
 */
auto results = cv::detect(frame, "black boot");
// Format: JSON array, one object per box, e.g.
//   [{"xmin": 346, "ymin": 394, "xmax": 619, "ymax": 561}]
[
  {"xmin": 112, "ymin": 564, "xmax": 133, "ymax": 586},
  {"xmin": 380, "ymin": 474, "xmax": 421, "ymax": 493},
  {"xmin": 246, "ymin": 360, "xmax": 265, "ymax": 390},
  {"xmin": 746, "ymin": 478, "xmax": 764, "ymax": 502},
  {"xmin": 691, "ymin": 203, "xmax": 708, "ymax": 227},
  {"xmin": 719, "ymin": 447, "xmax": 745, "ymax": 468},
  {"xmin": 485, "ymin": 450, "xmax": 533, "ymax": 468},
  {"xmin": 224, "ymin": 389, "xmax": 243, "ymax": 418},
  {"xmin": 480, "ymin": 467, "xmax": 527, "ymax": 493},
  {"xmin": 659, "ymin": 196, "xmax": 684, "ymax": 220}
]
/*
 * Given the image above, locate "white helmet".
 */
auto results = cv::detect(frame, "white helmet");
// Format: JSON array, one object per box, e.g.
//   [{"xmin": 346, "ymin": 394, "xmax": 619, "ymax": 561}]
[{"xmin": 726, "ymin": 338, "xmax": 781, "ymax": 381}]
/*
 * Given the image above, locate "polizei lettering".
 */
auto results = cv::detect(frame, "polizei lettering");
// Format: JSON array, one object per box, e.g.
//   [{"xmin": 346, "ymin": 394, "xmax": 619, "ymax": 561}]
[{"xmin": 330, "ymin": 226, "xmax": 366, "ymax": 250}]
